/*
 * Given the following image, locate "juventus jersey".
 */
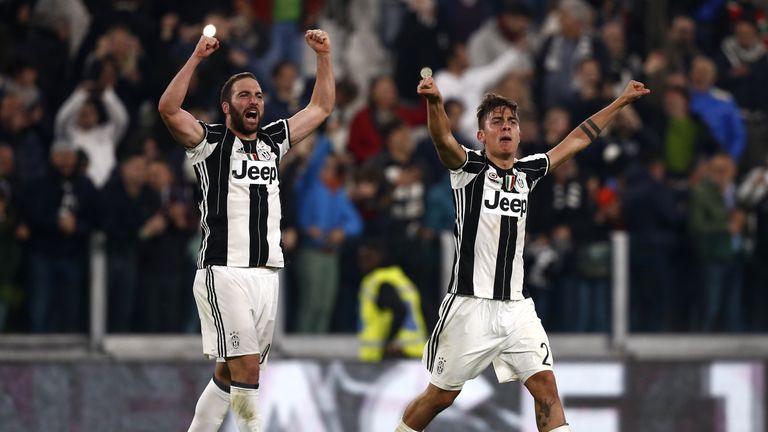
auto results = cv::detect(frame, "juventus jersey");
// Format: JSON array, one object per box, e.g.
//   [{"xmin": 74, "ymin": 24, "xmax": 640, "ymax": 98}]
[
  {"xmin": 448, "ymin": 148, "xmax": 549, "ymax": 300},
  {"xmin": 186, "ymin": 119, "xmax": 291, "ymax": 269}
]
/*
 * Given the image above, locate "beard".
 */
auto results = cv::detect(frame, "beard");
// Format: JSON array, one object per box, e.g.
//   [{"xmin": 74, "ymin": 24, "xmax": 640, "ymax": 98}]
[{"xmin": 229, "ymin": 104, "xmax": 260, "ymax": 135}]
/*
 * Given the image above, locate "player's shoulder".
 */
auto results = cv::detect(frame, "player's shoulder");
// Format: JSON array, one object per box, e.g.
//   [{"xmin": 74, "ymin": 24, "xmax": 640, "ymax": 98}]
[
  {"xmin": 260, "ymin": 119, "xmax": 289, "ymax": 135},
  {"xmin": 452, "ymin": 147, "xmax": 486, "ymax": 174},
  {"xmin": 196, "ymin": 122, "xmax": 226, "ymax": 145},
  {"xmin": 514, "ymin": 153, "xmax": 549, "ymax": 175}
]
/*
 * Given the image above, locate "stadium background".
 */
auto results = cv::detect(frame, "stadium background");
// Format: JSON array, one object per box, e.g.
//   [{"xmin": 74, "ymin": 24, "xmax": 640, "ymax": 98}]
[{"xmin": 0, "ymin": 0, "xmax": 767, "ymax": 430}]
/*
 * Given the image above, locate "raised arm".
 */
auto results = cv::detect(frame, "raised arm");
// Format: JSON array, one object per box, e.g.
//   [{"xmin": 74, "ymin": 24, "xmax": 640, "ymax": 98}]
[
  {"xmin": 547, "ymin": 80, "xmax": 650, "ymax": 171},
  {"xmin": 55, "ymin": 86, "xmax": 89, "ymax": 137},
  {"xmin": 416, "ymin": 76, "xmax": 466, "ymax": 170},
  {"xmin": 157, "ymin": 35, "xmax": 219, "ymax": 148},
  {"xmin": 101, "ymin": 87, "xmax": 129, "ymax": 142},
  {"xmin": 287, "ymin": 30, "xmax": 335, "ymax": 144}
]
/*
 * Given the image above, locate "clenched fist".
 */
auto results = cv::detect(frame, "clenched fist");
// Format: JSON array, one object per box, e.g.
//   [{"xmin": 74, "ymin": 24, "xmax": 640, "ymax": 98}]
[
  {"xmin": 618, "ymin": 80, "xmax": 650, "ymax": 106},
  {"xmin": 193, "ymin": 35, "xmax": 219, "ymax": 59},
  {"xmin": 417, "ymin": 76, "xmax": 442, "ymax": 104},
  {"xmin": 305, "ymin": 29, "xmax": 331, "ymax": 54}
]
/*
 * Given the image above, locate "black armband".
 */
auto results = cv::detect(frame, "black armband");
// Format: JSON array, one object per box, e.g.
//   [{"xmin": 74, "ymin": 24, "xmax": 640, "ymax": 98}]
[{"xmin": 579, "ymin": 118, "xmax": 602, "ymax": 142}]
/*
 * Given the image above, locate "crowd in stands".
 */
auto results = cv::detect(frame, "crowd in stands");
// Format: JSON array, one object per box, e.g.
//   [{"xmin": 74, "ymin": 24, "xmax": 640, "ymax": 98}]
[{"xmin": 1, "ymin": 0, "xmax": 767, "ymax": 335}]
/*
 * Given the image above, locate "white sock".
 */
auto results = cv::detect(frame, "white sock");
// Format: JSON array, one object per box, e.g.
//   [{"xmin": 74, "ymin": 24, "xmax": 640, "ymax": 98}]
[
  {"xmin": 188, "ymin": 377, "xmax": 230, "ymax": 432},
  {"xmin": 548, "ymin": 424, "xmax": 572, "ymax": 432},
  {"xmin": 395, "ymin": 419, "xmax": 420, "ymax": 432},
  {"xmin": 230, "ymin": 381, "xmax": 261, "ymax": 431}
]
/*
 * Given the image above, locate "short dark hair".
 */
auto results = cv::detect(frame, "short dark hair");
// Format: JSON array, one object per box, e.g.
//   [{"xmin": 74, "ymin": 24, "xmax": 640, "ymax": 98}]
[
  {"xmin": 476, "ymin": 93, "xmax": 518, "ymax": 130},
  {"xmin": 271, "ymin": 61, "xmax": 297, "ymax": 78},
  {"xmin": 664, "ymin": 85, "xmax": 690, "ymax": 103},
  {"xmin": 379, "ymin": 118, "xmax": 406, "ymax": 143},
  {"xmin": 220, "ymin": 72, "xmax": 258, "ymax": 105}
]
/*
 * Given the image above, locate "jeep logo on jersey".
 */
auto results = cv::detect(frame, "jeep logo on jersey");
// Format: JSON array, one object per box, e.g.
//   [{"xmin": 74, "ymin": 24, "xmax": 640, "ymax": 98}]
[
  {"xmin": 231, "ymin": 160, "xmax": 278, "ymax": 185},
  {"xmin": 482, "ymin": 189, "xmax": 527, "ymax": 217}
]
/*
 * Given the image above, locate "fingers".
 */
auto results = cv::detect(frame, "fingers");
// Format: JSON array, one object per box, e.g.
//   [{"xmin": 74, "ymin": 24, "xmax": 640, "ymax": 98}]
[
  {"xmin": 305, "ymin": 29, "xmax": 328, "ymax": 44},
  {"xmin": 418, "ymin": 76, "xmax": 434, "ymax": 90}
]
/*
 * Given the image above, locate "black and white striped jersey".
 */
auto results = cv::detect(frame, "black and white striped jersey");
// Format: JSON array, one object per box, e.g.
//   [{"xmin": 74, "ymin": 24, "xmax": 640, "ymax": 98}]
[
  {"xmin": 447, "ymin": 148, "xmax": 549, "ymax": 300},
  {"xmin": 186, "ymin": 119, "xmax": 290, "ymax": 269}
]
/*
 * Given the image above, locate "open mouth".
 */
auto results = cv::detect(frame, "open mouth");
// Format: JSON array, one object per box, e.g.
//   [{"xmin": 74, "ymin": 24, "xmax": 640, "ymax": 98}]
[
  {"xmin": 245, "ymin": 109, "xmax": 259, "ymax": 121},
  {"xmin": 500, "ymin": 136, "xmax": 513, "ymax": 143}
]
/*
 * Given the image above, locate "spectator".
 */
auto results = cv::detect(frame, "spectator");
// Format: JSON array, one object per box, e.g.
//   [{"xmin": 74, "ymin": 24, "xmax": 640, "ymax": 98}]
[
  {"xmin": 622, "ymin": 159, "xmax": 684, "ymax": 332},
  {"xmin": 100, "ymin": 154, "xmax": 160, "ymax": 332},
  {"xmin": 54, "ymin": 81, "xmax": 129, "ymax": 188},
  {"xmin": 567, "ymin": 58, "xmax": 611, "ymax": 130},
  {"xmin": 83, "ymin": 25, "xmax": 149, "ymax": 120},
  {"xmin": 262, "ymin": 61, "xmax": 307, "ymax": 125},
  {"xmin": 139, "ymin": 159, "xmax": 195, "ymax": 332},
  {"xmin": 689, "ymin": 55, "xmax": 747, "ymax": 163},
  {"xmin": 392, "ymin": 0, "xmax": 446, "ymax": 104},
  {"xmin": 534, "ymin": 0, "xmax": 608, "ymax": 112},
  {"xmin": 689, "ymin": 154, "xmax": 744, "ymax": 331},
  {"xmin": 0, "ymin": 144, "xmax": 24, "ymax": 332},
  {"xmin": 22, "ymin": 139, "xmax": 97, "ymax": 333},
  {"xmin": 653, "ymin": 85, "xmax": 718, "ymax": 180},
  {"xmin": 601, "ymin": 20, "xmax": 643, "ymax": 94},
  {"xmin": 467, "ymin": 1, "xmax": 532, "ymax": 68},
  {"xmin": 253, "ymin": 0, "xmax": 323, "ymax": 87},
  {"xmin": 358, "ymin": 238, "xmax": 427, "ymax": 361},
  {"xmin": 1, "ymin": 59, "xmax": 42, "ymax": 111},
  {"xmin": 435, "ymin": 42, "xmax": 529, "ymax": 141},
  {"xmin": 716, "ymin": 18, "xmax": 768, "ymax": 113},
  {"xmin": 347, "ymin": 75, "xmax": 426, "ymax": 164},
  {"xmin": 596, "ymin": 106, "xmax": 659, "ymax": 179},
  {"xmin": 663, "ymin": 15, "xmax": 701, "ymax": 75},
  {"xmin": 365, "ymin": 120, "xmax": 437, "ymax": 326},
  {"xmin": 295, "ymin": 136, "xmax": 362, "ymax": 333},
  {"xmin": 0, "ymin": 93, "xmax": 46, "ymax": 185}
]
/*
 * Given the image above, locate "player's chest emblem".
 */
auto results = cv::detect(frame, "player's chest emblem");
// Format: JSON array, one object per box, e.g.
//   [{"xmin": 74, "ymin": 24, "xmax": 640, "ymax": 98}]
[
  {"xmin": 255, "ymin": 142, "xmax": 273, "ymax": 161},
  {"xmin": 487, "ymin": 170, "xmax": 501, "ymax": 184}
]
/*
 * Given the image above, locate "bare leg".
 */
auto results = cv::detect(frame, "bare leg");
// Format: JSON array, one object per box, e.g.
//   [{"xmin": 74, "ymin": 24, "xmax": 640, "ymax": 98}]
[
  {"xmin": 214, "ymin": 362, "xmax": 231, "ymax": 385},
  {"xmin": 524, "ymin": 370, "xmax": 567, "ymax": 432},
  {"xmin": 400, "ymin": 384, "xmax": 460, "ymax": 431}
]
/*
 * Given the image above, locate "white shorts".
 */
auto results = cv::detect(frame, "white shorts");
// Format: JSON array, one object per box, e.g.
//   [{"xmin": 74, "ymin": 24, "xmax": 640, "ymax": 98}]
[
  {"xmin": 423, "ymin": 294, "xmax": 553, "ymax": 391},
  {"xmin": 193, "ymin": 266, "xmax": 279, "ymax": 364}
]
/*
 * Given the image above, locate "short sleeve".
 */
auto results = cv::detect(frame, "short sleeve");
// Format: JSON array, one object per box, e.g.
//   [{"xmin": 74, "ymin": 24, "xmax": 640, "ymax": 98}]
[
  {"xmin": 260, "ymin": 119, "xmax": 291, "ymax": 159},
  {"xmin": 449, "ymin": 147, "xmax": 485, "ymax": 189},
  {"xmin": 514, "ymin": 153, "xmax": 549, "ymax": 190},
  {"xmin": 185, "ymin": 122, "xmax": 226, "ymax": 164}
]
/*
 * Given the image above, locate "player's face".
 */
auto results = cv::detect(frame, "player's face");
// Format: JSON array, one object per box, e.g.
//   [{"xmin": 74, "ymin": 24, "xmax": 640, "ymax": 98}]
[
  {"xmin": 477, "ymin": 106, "xmax": 520, "ymax": 159},
  {"xmin": 225, "ymin": 78, "xmax": 264, "ymax": 136}
]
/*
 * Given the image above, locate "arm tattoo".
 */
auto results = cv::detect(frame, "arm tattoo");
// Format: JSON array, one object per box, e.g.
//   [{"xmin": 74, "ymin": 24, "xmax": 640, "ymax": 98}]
[{"xmin": 579, "ymin": 117, "xmax": 602, "ymax": 143}]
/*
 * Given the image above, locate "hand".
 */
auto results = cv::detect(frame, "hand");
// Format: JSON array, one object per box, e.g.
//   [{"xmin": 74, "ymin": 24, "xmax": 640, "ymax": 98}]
[
  {"xmin": 305, "ymin": 29, "xmax": 331, "ymax": 54},
  {"xmin": 58, "ymin": 212, "xmax": 76, "ymax": 235},
  {"xmin": 193, "ymin": 35, "xmax": 220, "ymax": 59},
  {"xmin": 306, "ymin": 226, "xmax": 323, "ymax": 240},
  {"xmin": 327, "ymin": 228, "xmax": 345, "ymax": 246},
  {"xmin": 617, "ymin": 80, "xmax": 650, "ymax": 106},
  {"xmin": 642, "ymin": 51, "xmax": 667, "ymax": 75},
  {"xmin": 140, "ymin": 213, "xmax": 167, "ymax": 238},
  {"xmin": 417, "ymin": 76, "xmax": 442, "ymax": 103}
]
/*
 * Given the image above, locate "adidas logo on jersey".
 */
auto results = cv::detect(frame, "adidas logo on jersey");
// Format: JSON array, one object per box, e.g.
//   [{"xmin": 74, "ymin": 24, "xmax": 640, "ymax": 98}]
[
  {"xmin": 482, "ymin": 190, "xmax": 527, "ymax": 217},
  {"xmin": 231, "ymin": 160, "xmax": 278, "ymax": 185}
]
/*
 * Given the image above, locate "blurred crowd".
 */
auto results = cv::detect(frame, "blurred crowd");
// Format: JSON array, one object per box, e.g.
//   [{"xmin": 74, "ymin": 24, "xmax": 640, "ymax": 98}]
[{"xmin": 1, "ymin": 0, "xmax": 768, "ymax": 335}]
